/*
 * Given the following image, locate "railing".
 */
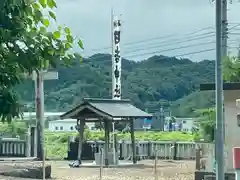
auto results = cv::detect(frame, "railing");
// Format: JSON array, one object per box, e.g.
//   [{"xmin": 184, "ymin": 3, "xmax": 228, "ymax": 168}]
[
  {"xmin": 68, "ymin": 138, "xmax": 213, "ymax": 160},
  {"xmin": 0, "ymin": 138, "xmax": 27, "ymax": 157}
]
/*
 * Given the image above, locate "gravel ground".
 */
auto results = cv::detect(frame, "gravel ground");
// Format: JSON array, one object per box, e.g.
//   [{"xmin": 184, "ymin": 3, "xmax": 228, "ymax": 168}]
[{"xmin": 0, "ymin": 160, "xmax": 195, "ymax": 180}]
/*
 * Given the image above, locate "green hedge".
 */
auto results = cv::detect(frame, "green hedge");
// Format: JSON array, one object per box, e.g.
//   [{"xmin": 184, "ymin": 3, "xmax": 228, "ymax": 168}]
[
  {"xmin": 44, "ymin": 131, "xmax": 195, "ymax": 158},
  {"xmin": 0, "ymin": 122, "xmax": 196, "ymax": 159}
]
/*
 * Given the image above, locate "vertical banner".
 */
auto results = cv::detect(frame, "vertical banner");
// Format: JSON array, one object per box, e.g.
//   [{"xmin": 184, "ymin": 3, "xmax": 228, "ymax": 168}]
[{"xmin": 112, "ymin": 16, "xmax": 121, "ymax": 100}]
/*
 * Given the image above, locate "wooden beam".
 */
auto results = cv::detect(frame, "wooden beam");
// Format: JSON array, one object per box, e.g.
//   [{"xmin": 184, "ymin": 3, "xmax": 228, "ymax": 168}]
[
  {"xmin": 104, "ymin": 119, "xmax": 109, "ymax": 166},
  {"xmin": 130, "ymin": 119, "xmax": 136, "ymax": 164},
  {"xmin": 200, "ymin": 82, "xmax": 240, "ymax": 91},
  {"xmin": 77, "ymin": 119, "xmax": 85, "ymax": 164}
]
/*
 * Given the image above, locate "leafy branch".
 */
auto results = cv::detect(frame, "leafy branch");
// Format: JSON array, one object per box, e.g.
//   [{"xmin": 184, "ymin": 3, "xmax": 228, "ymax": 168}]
[{"xmin": 0, "ymin": 0, "xmax": 84, "ymax": 122}]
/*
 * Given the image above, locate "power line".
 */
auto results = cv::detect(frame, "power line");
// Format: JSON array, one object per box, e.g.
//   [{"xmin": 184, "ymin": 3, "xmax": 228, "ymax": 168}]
[
  {"xmin": 85, "ymin": 48, "xmax": 215, "ymax": 62},
  {"xmin": 86, "ymin": 31, "xmax": 216, "ymax": 59},
  {"xmin": 125, "ymin": 38, "xmax": 238, "ymax": 55},
  {"xmin": 83, "ymin": 24, "xmax": 240, "ymax": 61},
  {"xmin": 124, "ymin": 32, "xmax": 215, "ymax": 52},
  {"xmin": 123, "ymin": 26, "xmax": 215, "ymax": 46},
  {"xmin": 124, "ymin": 48, "xmax": 215, "ymax": 59},
  {"xmin": 228, "ymin": 23, "xmax": 240, "ymax": 32},
  {"xmin": 84, "ymin": 39, "xmax": 238, "ymax": 62},
  {"xmin": 124, "ymin": 44, "xmax": 238, "ymax": 59},
  {"xmin": 88, "ymin": 24, "xmax": 240, "ymax": 54},
  {"xmin": 124, "ymin": 34, "xmax": 215, "ymax": 54},
  {"xmin": 89, "ymin": 26, "xmax": 215, "ymax": 52}
]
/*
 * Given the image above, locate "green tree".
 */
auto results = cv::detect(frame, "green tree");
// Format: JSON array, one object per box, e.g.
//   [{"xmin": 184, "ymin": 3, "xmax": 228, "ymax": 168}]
[
  {"xmin": 0, "ymin": 0, "xmax": 83, "ymax": 122},
  {"xmin": 196, "ymin": 108, "xmax": 215, "ymax": 142},
  {"xmin": 222, "ymin": 56, "xmax": 240, "ymax": 82}
]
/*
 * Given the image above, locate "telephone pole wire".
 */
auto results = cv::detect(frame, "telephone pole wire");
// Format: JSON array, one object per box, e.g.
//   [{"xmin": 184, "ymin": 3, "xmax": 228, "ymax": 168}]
[{"xmin": 215, "ymin": 0, "xmax": 225, "ymax": 180}]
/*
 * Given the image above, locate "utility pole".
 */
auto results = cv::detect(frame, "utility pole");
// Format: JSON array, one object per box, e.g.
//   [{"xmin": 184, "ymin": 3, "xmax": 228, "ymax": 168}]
[
  {"xmin": 35, "ymin": 70, "xmax": 45, "ymax": 179},
  {"xmin": 221, "ymin": 0, "xmax": 228, "ymax": 146},
  {"xmin": 222, "ymin": 0, "xmax": 228, "ymax": 58},
  {"xmin": 159, "ymin": 106, "xmax": 164, "ymax": 131},
  {"xmin": 215, "ymin": 0, "xmax": 225, "ymax": 180},
  {"xmin": 33, "ymin": 71, "xmax": 58, "ymax": 160},
  {"xmin": 35, "ymin": 70, "xmax": 44, "ymax": 161},
  {"xmin": 33, "ymin": 70, "xmax": 58, "ymax": 180}
]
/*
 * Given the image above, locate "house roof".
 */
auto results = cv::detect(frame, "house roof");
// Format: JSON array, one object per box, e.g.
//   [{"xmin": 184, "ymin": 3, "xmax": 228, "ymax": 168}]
[
  {"xmin": 60, "ymin": 98, "xmax": 152, "ymax": 121},
  {"xmin": 200, "ymin": 82, "xmax": 240, "ymax": 91},
  {"xmin": 17, "ymin": 112, "xmax": 65, "ymax": 121},
  {"xmin": 49, "ymin": 119, "xmax": 77, "ymax": 123}
]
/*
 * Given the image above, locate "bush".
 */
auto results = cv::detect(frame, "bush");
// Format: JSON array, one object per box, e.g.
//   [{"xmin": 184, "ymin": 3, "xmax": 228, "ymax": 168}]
[{"xmin": 0, "ymin": 121, "xmax": 27, "ymax": 138}]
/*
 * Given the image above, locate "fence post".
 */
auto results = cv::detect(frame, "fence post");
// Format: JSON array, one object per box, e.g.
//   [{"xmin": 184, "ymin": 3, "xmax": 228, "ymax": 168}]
[
  {"xmin": 147, "ymin": 141, "xmax": 151, "ymax": 158},
  {"xmin": 195, "ymin": 147, "xmax": 201, "ymax": 170},
  {"xmin": 169, "ymin": 143, "xmax": 174, "ymax": 160},
  {"xmin": 173, "ymin": 142, "xmax": 177, "ymax": 160},
  {"xmin": 154, "ymin": 148, "xmax": 158, "ymax": 180},
  {"xmin": 119, "ymin": 140, "xmax": 122, "ymax": 160},
  {"xmin": 99, "ymin": 148, "xmax": 103, "ymax": 180}
]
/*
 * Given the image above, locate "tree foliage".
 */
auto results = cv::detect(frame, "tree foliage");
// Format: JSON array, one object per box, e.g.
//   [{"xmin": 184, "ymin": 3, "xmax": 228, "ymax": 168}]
[
  {"xmin": 222, "ymin": 56, "xmax": 240, "ymax": 82},
  {"xmin": 17, "ymin": 54, "xmax": 215, "ymax": 116},
  {"xmin": 196, "ymin": 108, "xmax": 215, "ymax": 142},
  {"xmin": 0, "ymin": 0, "xmax": 83, "ymax": 122}
]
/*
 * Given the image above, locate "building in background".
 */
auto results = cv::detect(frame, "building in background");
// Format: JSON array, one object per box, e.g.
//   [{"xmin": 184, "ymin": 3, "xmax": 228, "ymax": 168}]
[
  {"xmin": 48, "ymin": 119, "xmax": 95, "ymax": 132},
  {"xmin": 134, "ymin": 107, "xmax": 170, "ymax": 131},
  {"xmin": 180, "ymin": 118, "xmax": 196, "ymax": 132},
  {"xmin": 164, "ymin": 117, "xmax": 197, "ymax": 132},
  {"xmin": 151, "ymin": 107, "xmax": 171, "ymax": 130},
  {"xmin": 20, "ymin": 112, "xmax": 96, "ymax": 132}
]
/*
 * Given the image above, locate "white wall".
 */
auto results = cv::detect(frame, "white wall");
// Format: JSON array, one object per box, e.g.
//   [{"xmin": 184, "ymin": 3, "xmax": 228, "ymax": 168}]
[
  {"xmin": 48, "ymin": 119, "xmax": 96, "ymax": 132},
  {"xmin": 181, "ymin": 119, "xmax": 194, "ymax": 132},
  {"xmin": 48, "ymin": 120, "xmax": 76, "ymax": 132}
]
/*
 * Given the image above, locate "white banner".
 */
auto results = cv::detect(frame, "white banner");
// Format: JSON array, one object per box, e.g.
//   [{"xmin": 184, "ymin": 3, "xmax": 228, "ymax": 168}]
[{"xmin": 112, "ymin": 17, "xmax": 121, "ymax": 100}]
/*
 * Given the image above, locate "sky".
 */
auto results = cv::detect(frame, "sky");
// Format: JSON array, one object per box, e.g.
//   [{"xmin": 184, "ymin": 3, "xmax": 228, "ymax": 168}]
[{"xmin": 54, "ymin": 0, "xmax": 240, "ymax": 61}]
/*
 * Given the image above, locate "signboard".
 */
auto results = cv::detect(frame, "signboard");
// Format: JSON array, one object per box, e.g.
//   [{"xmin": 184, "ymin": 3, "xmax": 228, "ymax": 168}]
[{"xmin": 112, "ymin": 18, "xmax": 121, "ymax": 99}]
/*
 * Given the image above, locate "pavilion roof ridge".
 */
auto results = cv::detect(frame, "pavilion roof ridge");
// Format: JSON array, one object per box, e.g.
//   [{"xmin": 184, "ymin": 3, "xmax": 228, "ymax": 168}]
[{"xmin": 83, "ymin": 98, "xmax": 131, "ymax": 103}]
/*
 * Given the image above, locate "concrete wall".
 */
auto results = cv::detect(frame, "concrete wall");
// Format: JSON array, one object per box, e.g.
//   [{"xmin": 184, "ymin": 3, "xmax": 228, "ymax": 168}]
[
  {"xmin": 224, "ymin": 90, "xmax": 240, "ymax": 172},
  {"xmin": 204, "ymin": 90, "xmax": 240, "ymax": 172}
]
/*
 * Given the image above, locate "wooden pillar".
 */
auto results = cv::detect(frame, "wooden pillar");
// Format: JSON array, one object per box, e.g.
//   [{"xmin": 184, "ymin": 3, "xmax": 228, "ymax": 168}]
[
  {"xmin": 77, "ymin": 119, "xmax": 85, "ymax": 164},
  {"xmin": 104, "ymin": 119, "xmax": 109, "ymax": 166},
  {"xmin": 130, "ymin": 118, "xmax": 137, "ymax": 164}
]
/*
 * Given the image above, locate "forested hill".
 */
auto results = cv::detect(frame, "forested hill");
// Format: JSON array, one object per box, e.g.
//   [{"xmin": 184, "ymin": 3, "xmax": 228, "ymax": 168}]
[{"xmin": 17, "ymin": 54, "xmax": 215, "ymax": 117}]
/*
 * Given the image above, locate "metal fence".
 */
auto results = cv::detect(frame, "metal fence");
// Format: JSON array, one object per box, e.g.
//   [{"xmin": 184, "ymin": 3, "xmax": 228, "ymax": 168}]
[{"xmin": 0, "ymin": 138, "xmax": 26, "ymax": 157}]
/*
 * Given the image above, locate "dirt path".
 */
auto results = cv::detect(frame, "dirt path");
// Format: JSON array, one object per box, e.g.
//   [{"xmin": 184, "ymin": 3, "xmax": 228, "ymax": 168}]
[{"xmin": 0, "ymin": 160, "xmax": 195, "ymax": 180}]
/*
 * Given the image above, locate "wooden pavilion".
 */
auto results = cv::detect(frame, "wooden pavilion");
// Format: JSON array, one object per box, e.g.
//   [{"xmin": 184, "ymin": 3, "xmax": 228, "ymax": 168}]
[{"xmin": 60, "ymin": 98, "xmax": 152, "ymax": 166}]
